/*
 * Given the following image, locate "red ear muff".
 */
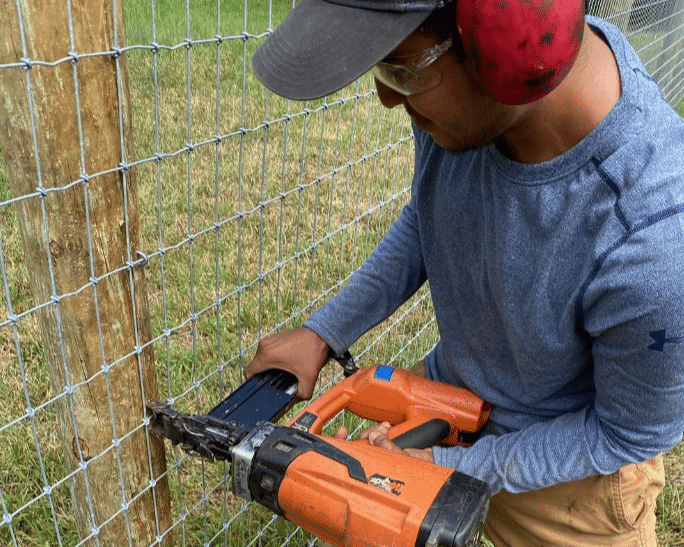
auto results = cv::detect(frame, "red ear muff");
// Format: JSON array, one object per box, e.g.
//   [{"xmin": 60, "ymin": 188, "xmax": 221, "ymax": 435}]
[{"xmin": 457, "ymin": 0, "xmax": 585, "ymax": 105}]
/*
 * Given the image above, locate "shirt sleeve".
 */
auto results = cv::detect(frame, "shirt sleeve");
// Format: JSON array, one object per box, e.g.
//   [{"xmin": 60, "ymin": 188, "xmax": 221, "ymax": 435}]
[
  {"xmin": 434, "ymin": 215, "xmax": 684, "ymax": 494},
  {"xmin": 303, "ymin": 128, "xmax": 429, "ymax": 354},
  {"xmin": 304, "ymin": 194, "xmax": 427, "ymax": 355}
]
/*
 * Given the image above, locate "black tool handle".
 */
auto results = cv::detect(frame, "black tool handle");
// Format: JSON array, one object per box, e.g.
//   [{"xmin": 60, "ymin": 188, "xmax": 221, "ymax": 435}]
[{"xmin": 392, "ymin": 418, "xmax": 451, "ymax": 450}]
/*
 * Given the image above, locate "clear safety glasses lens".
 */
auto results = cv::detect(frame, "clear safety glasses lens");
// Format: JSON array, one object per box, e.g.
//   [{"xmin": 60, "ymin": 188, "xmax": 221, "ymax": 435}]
[
  {"xmin": 371, "ymin": 63, "xmax": 442, "ymax": 96},
  {"xmin": 371, "ymin": 38, "xmax": 453, "ymax": 96}
]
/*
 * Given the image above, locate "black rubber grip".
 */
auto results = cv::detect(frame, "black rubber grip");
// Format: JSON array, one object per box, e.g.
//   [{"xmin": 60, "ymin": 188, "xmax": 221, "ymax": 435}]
[{"xmin": 392, "ymin": 418, "xmax": 450, "ymax": 449}]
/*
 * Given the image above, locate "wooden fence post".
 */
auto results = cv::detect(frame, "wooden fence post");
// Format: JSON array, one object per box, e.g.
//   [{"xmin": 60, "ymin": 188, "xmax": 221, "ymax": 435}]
[{"xmin": 0, "ymin": 1, "xmax": 173, "ymax": 546}]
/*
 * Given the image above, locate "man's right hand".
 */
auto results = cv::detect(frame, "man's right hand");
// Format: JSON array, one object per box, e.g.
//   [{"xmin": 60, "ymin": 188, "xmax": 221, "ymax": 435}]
[{"xmin": 245, "ymin": 326, "xmax": 330, "ymax": 400}]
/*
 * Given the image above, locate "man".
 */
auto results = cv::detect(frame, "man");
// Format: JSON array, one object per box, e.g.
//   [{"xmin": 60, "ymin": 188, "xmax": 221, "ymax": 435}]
[{"xmin": 246, "ymin": 0, "xmax": 684, "ymax": 544}]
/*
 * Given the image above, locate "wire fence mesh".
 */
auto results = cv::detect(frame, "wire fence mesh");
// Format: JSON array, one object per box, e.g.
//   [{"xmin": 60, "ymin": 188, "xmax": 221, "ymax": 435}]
[{"xmin": 0, "ymin": 0, "xmax": 682, "ymax": 546}]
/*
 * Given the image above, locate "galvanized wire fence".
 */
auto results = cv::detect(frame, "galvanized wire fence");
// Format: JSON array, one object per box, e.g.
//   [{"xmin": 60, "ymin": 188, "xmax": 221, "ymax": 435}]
[
  {"xmin": 588, "ymin": 0, "xmax": 684, "ymax": 101},
  {"xmin": 0, "ymin": 0, "xmax": 682, "ymax": 546}
]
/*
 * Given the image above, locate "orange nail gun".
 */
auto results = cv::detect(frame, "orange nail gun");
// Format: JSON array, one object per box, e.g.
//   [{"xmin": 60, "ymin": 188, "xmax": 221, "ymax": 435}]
[{"xmin": 148, "ymin": 362, "xmax": 492, "ymax": 547}]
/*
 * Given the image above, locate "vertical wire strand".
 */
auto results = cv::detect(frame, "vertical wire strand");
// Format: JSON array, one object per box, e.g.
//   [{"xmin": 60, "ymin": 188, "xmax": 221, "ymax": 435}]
[
  {"xmin": 236, "ymin": 0, "xmax": 250, "ymax": 534},
  {"xmin": 110, "ymin": 0, "xmax": 141, "ymax": 539},
  {"xmin": 67, "ymin": 0, "xmax": 136, "ymax": 541},
  {"xmin": 13, "ymin": 0, "xmax": 100, "ymax": 543},
  {"xmin": 275, "ymin": 103, "xmax": 292, "ymax": 330},
  {"xmin": 0, "ymin": 485, "xmax": 19, "ymax": 547},
  {"xmin": 212, "ymin": 2, "xmax": 233, "ymax": 539},
  {"xmin": 257, "ymin": 92, "xmax": 270, "ymax": 341}
]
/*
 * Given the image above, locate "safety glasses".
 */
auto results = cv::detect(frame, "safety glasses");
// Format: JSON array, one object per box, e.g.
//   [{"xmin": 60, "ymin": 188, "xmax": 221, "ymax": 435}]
[{"xmin": 371, "ymin": 38, "xmax": 453, "ymax": 96}]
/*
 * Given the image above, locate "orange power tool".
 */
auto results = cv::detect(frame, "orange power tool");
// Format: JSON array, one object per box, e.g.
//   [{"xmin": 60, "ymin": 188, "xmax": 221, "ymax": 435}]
[{"xmin": 148, "ymin": 363, "xmax": 492, "ymax": 547}]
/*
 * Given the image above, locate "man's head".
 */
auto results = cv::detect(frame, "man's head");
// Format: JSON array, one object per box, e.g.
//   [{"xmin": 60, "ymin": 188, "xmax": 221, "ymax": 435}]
[
  {"xmin": 251, "ymin": 0, "xmax": 585, "ymax": 105},
  {"xmin": 372, "ymin": 24, "xmax": 527, "ymax": 152}
]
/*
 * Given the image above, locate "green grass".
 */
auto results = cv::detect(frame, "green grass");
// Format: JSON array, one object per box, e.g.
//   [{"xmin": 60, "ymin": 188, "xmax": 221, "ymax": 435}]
[
  {"xmin": 0, "ymin": 1, "xmax": 683, "ymax": 546},
  {"xmin": 659, "ymin": 442, "xmax": 684, "ymax": 546}
]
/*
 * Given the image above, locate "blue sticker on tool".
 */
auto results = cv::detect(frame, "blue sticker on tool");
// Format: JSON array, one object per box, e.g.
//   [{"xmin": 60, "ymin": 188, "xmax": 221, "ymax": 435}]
[{"xmin": 374, "ymin": 365, "xmax": 394, "ymax": 381}]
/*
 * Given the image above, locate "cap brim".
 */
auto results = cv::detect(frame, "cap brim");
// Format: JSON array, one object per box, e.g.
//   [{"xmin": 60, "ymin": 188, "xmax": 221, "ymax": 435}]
[{"xmin": 251, "ymin": 0, "xmax": 431, "ymax": 100}]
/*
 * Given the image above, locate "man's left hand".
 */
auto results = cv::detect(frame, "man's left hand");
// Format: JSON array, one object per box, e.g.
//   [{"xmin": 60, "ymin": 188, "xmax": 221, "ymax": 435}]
[{"xmin": 332, "ymin": 421, "xmax": 435, "ymax": 463}]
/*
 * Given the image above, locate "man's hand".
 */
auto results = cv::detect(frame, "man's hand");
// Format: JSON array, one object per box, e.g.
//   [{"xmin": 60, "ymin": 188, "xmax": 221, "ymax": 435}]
[
  {"xmin": 339, "ymin": 362, "xmax": 433, "ymax": 462},
  {"xmin": 333, "ymin": 421, "xmax": 435, "ymax": 463},
  {"xmin": 245, "ymin": 326, "xmax": 330, "ymax": 400}
]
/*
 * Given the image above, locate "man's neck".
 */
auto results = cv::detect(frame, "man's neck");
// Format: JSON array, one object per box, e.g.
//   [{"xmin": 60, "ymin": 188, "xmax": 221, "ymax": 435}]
[{"xmin": 496, "ymin": 24, "xmax": 622, "ymax": 164}]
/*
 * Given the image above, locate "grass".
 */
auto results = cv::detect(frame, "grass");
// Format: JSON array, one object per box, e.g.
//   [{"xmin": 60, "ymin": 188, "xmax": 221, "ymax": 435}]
[
  {"xmin": 659, "ymin": 442, "xmax": 684, "ymax": 546},
  {"xmin": 0, "ymin": 1, "xmax": 683, "ymax": 546}
]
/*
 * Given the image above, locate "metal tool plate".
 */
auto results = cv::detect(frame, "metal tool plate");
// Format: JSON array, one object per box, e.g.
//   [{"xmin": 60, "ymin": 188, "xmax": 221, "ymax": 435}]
[{"xmin": 207, "ymin": 369, "xmax": 298, "ymax": 430}]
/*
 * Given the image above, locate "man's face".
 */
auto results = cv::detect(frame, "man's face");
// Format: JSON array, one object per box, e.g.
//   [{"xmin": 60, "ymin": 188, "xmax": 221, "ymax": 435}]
[{"xmin": 374, "ymin": 31, "xmax": 527, "ymax": 152}]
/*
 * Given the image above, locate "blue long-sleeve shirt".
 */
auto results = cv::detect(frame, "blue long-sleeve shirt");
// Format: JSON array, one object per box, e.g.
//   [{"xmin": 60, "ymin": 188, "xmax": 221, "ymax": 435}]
[{"xmin": 304, "ymin": 17, "xmax": 684, "ymax": 494}]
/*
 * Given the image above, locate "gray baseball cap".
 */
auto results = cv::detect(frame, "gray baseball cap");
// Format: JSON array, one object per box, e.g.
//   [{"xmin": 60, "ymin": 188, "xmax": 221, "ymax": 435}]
[{"xmin": 251, "ymin": 0, "xmax": 446, "ymax": 100}]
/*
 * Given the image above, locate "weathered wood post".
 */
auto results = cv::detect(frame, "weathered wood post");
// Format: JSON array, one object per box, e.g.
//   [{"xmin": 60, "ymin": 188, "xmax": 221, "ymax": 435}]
[{"xmin": 0, "ymin": 1, "xmax": 173, "ymax": 545}]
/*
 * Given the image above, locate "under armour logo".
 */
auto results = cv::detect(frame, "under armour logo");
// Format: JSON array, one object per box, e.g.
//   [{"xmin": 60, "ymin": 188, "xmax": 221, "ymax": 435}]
[{"xmin": 648, "ymin": 330, "xmax": 684, "ymax": 352}]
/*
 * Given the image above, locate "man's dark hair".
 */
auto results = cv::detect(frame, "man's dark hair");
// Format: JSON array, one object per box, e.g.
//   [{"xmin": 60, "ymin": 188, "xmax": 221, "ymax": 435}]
[{"xmin": 419, "ymin": 3, "xmax": 466, "ymax": 61}]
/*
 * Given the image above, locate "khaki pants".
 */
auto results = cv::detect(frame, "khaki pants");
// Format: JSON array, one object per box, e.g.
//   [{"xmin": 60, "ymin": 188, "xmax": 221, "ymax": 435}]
[{"xmin": 484, "ymin": 455, "xmax": 665, "ymax": 547}]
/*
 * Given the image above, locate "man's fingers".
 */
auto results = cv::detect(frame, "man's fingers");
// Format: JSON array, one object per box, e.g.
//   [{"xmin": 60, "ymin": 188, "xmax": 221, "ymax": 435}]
[
  {"xmin": 367, "ymin": 426, "xmax": 435, "ymax": 463},
  {"xmin": 367, "ymin": 431, "xmax": 403, "ymax": 453},
  {"xmin": 359, "ymin": 421, "xmax": 391, "ymax": 441},
  {"xmin": 332, "ymin": 426, "xmax": 349, "ymax": 440}
]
